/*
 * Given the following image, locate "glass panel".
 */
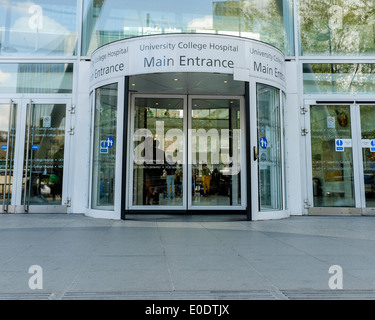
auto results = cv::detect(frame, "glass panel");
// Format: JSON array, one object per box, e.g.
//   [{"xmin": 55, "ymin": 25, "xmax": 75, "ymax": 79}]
[
  {"xmin": 310, "ymin": 105, "xmax": 355, "ymax": 207},
  {"xmin": 132, "ymin": 97, "xmax": 184, "ymax": 206},
  {"xmin": 299, "ymin": 0, "xmax": 375, "ymax": 56},
  {"xmin": 92, "ymin": 83, "xmax": 118, "ymax": 210},
  {"xmin": 82, "ymin": 0, "xmax": 294, "ymax": 56},
  {"xmin": 303, "ymin": 63, "xmax": 375, "ymax": 94},
  {"xmin": 191, "ymin": 99, "xmax": 241, "ymax": 207},
  {"xmin": 0, "ymin": 63, "xmax": 73, "ymax": 94},
  {"xmin": 23, "ymin": 104, "xmax": 66, "ymax": 205},
  {"xmin": 0, "ymin": 0, "xmax": 78, "ymax": 56},
  {"xmin": 360, "ymin": 105, "xmax": 375, "ymax": 208},
  {"xmin": 0, "ymin": 102, "xmax": 17, "ymax": 207},
  {"xmin": 257, "ymin": 84, "xmax": 282, "ymax": 211}
]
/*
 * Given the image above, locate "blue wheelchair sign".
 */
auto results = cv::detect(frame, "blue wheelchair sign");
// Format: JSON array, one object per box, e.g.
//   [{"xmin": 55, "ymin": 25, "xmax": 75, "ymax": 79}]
[
  {"xmin": 259, "ymin": 137, "xmax": 268, "ymax": 149},
  {"xmin": 335, "ymin": 139, "xmax": 344, "ymax": 152}
]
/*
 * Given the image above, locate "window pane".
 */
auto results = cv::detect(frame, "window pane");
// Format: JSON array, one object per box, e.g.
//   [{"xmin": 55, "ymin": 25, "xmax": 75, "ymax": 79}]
[
  {"xmin": 0, "ymin": 0, "xmax": 78, "ymax": 56},
  {"xmin": 303, "ymin": 63, "xmax": 375, "ymax": 94},
  {"xmin": 0, "ymin": 63, "xmax": 73, "ymax": 94},
  {"xmin": 257, "ymin": 84, "xmax": 282, "ymax": 211},
  {"xmin": 82, "ymin": 0, "xmax": 294, "ymax": 56},
  {"xmin": 91, "ymin": 83, "xmax": 118, "ymax": 210},
  {"xmin": 299, "ymin": 0, "xmax": 375, "ymax": 56}
]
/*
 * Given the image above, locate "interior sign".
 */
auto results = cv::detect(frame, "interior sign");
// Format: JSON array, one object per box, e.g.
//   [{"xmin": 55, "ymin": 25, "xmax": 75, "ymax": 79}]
[
  {"xmin": 361, "ymin": 139, "xmax": 375, "ymax": 152},
  {"xmin": 335, "ymin": 139, "xmax": 351, "ymax": 152}
]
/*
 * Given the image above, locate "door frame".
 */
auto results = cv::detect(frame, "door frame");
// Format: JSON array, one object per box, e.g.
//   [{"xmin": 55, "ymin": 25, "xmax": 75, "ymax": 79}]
[
  {"xmin": 304, "ymin": 99, "xmax": 375, "ymax": 215},
  {"xmin": 0, "ymin": 95, "xmax": 72, "ymax": 214},
  {"xmin": 126, "ymin": 93, "xmax": 247, "ymax": 212}
]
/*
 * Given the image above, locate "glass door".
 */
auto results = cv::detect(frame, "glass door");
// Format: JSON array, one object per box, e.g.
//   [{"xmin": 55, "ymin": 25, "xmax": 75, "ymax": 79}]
[
  {"xmin": 189, "ymin": 97, "xmax": 244, "ymax": 209},
  {"xmin": 359, "ymin": 105, "xmax": 375, "ymax": 211},
  {"xmin": 309, "ymin": 104, "xmax": 356, "ymax": 207},
  {"xmin": 130, "ymin": 95, "xmax": 186, "ymax": 209},
  {"xmin": 128, "ymin": 94, "xmax": 245, "ymax": 212},
  {"xmin": 307, "ymin": 102, "xmax": 375, "ymax": 214},
  {"xmin": 0, "ymin": 98, "xmax": 71, "ymax": 214},
  {"xmin": 0, "ymin": 99, "xmax": 17, "ymax": 212}
]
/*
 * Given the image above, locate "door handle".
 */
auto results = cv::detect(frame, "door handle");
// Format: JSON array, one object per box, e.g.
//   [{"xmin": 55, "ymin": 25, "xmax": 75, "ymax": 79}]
[
  {"xmin": 23, "ymin": 100, "xmax": 33, "ymax": 212},
  {"xmin": 253, "ymin": 146, "xmax": 258, "ymax": 161}
]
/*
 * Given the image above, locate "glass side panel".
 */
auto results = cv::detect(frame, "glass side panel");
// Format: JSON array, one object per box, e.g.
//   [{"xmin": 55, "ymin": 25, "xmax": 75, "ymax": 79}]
[
  {"xmin": 191, "ymin": 99, "xmax": 241, "ymax": 207},
  {"xmin": 0, "ymin": 0, "xmax": 78, "ymax": 56},
  {"xmin": 0, "ymin": 102, "xmax": 17, "ymax": 207},
  {"xmin": 82, "ymin": 0, "xmax": 294, "ymax": 56},
  {"xmin": 0, "ymin": 63, "xmax": 73, "ymax": 94},
  {"xmin": 257, "ymin": 84, "xmax": 282, "ymax": 211},
  {"xmin": 360, "ymin": 105, "xmax": 375, "ymax": 208},
  {"xmin": 303, "ymin": 63, "xmax": 375, "ymax": 94},
  {"xmin": 23, "ymin": 104, "xmax": 66, "ymax": 205},
  {"xmin": 91, "ymin": 83, "xmax": 118, "ymax": 210},
  {"xmin": 132, "ymin": 97, "xmax": 184, "ymax": 206},
  {"xmin": 310, "ymin": 105, "xmax": 355, "ymax": 207}
]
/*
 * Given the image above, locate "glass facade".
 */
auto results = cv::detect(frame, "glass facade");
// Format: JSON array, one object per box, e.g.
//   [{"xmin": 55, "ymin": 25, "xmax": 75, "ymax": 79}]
[
  {"xmin": 82, "ymin": 0, "xmax": 294, "ymax": 56},
  {"xmin": 0, "ymin": 0, "xmax": 78, "ymax": 56},
  {"xmin": 299, "ymin": 0, "xmax": 375, "ymax": 56},
  {"xmin": 0, "ymin": 0, "xmax": 375, "ymax": 218}
]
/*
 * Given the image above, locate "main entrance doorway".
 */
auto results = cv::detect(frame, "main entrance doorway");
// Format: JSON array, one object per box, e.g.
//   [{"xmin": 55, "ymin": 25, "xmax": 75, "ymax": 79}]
[
  {"xmin": 128, "ymin": 94, "xmax": 246, "ymax": 212},
  {"xmin": 306, "ymin": 102, "xmax": 375, "ymax": 215},
  {"xmin": 0, "ymin": 97, "xmax": 71, "ymax": 213}
]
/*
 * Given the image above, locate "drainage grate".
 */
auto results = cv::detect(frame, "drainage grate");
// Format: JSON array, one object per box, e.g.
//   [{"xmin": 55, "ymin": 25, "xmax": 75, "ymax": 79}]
[
  {"xmin": 62, "ymin": 290, "xmax": 277, "ymax": 300},
  {"xmin": 0, "ymin": 293, "xmax": 52, "ymax": 300},
  {"xmin": 281, "ymin": 289, "xmax": 375, "ymax": 300}
]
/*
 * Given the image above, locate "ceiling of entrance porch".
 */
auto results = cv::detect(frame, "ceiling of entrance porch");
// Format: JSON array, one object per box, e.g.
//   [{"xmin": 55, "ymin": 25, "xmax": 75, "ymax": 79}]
[{"xmin": 129, "ymin": 72, "xmax": 245, "ymax": 95}]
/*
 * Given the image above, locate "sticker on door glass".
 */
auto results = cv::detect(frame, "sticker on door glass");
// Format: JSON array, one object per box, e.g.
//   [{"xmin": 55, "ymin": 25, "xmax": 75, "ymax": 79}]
[
  {"xmin": 42, "ymin": 116, "xmax": 51, "ymax": 128},
  {"xmin": 327, "ymin": 116, "xmax": 335, "ymax": 128}
]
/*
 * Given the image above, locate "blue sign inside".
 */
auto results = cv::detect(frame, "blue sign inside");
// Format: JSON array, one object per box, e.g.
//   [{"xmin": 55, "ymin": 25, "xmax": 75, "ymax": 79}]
[
  {"xmin": 31, "ymin": 145, "xmax": 39, "ymax": 150},
  {"xmin": 336, "ymin": 139, "xmax": 344, "ymax": 151},
  {"xmin": 1, "ymin": 145, "xmax": 7, "ymax": 150},
  {"xmin": 259, "ymin": 137, "xmax": 268, "ymax": 149}
]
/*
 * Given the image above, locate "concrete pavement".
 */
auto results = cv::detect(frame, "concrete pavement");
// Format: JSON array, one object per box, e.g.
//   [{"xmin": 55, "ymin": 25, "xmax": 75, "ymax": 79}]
[{"xmin": 0, "ymin": 213, "xmax": 375, "ymax": 300}]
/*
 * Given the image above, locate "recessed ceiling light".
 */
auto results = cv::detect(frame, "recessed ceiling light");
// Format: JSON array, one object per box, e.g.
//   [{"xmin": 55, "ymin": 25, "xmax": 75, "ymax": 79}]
[
  {"xmin": 131, "ymin": 83, "xmax": 136, "ymax": 86},
  {"xmin": 173, "ymin": 78, "xmax": 179, "ymax": 82},
  {"xmin": 224, "ymin": 80, "xmax": 228, "ymax": 84}
]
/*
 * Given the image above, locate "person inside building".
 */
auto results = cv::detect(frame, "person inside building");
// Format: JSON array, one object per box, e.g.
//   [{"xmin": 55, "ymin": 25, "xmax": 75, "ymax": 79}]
[{"xmin": 201, "ymin": 163, "xmax": 211, "ymax": 197}]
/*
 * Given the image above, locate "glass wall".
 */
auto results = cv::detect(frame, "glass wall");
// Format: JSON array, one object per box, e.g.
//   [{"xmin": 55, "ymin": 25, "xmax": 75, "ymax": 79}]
[
  {"xmin": 299, "ymin": 0, "xmax": 375, "ymax": 56},
  {"xmin": 257, "ymin": 84, "xmax": 282, "ymax": 211},
  {"xmin": 0, "ymin": 63, "xmax": 73, "ymax": 94},
  {"xmin": 82, "ymin": 0, "xmax": 294, "ymax": 56},
  {"xmin": 91, "ymin": 83, "xmax": 118, "ymax": 210},
  {"xmin": 0, "ymin": 0, "xmax": 78, "ymax": 56},
  {"xmin": 303, "ymin": 63, "xmax": 375, "ymax": 94}
]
